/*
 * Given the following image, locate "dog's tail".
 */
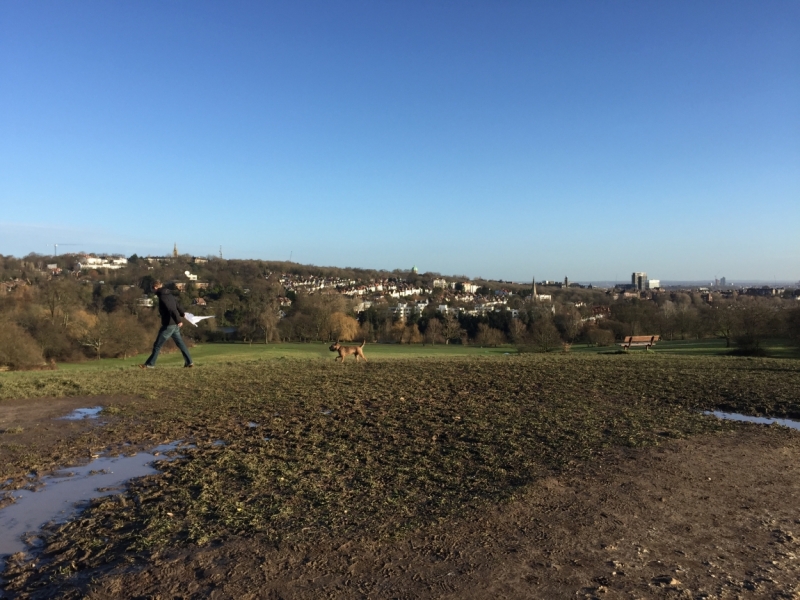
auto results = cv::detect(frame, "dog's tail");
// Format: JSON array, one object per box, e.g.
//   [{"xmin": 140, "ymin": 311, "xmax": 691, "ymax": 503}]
[{"xmin": 361, "ymin": 339, "xmax": 366, "ymax": 348}]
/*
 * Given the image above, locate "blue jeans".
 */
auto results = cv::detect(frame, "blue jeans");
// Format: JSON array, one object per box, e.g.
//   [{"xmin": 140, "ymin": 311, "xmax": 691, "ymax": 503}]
[{"xmin": 145, "ymin": 325, "xmax": 192, "ymax": 367}]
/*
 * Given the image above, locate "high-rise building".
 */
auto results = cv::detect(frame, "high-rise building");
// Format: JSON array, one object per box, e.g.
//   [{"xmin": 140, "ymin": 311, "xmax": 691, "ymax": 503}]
[{"xmin": 632, "ymin": 272, "xmax": 647, "ymax": 291}]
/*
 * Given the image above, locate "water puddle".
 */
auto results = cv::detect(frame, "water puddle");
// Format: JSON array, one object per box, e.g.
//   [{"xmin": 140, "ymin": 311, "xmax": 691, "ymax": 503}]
[
  {"xmin": 0, "ymin": 443, "xmax": 183, "ymax": 562},
  {"xmin": 705, "ymin": 411, "xmax": 800, "ymax": 431},
  {"xmin": 212, "ymin": 440, "xmax": 226, "ymax": 446},
  {"xmin": 247, "ymin": 422, "xmax": 259, "ymax": 428},
  {"xmin": 60, "ymin": 406, "xmax": 103, "ymax": 420}
]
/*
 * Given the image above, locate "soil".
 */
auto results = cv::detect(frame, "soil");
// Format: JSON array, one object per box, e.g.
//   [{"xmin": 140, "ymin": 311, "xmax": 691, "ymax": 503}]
[
  {"xmin": 0, "ymin": 396, "xmax": 141, "ymax": 451},
  {"xmin": 78, "ymin": 428, "xmax": 799, "ymax": 600},
  {"xmin": 2, "ymin": 394, "xmax": 798, "ymax": 598}
]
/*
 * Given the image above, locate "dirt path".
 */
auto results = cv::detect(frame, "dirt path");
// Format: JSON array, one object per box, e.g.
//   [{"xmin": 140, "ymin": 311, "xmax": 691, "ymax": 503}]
[{"xmin": 76, "ymin": 427, "xmax": 800, "ymax": 600}]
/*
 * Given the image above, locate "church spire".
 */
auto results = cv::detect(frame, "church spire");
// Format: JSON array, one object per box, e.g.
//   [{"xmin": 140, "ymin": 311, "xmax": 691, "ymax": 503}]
[{"xmin": 173, "ymin": 243, "xmax": 178, "ymax": 258}]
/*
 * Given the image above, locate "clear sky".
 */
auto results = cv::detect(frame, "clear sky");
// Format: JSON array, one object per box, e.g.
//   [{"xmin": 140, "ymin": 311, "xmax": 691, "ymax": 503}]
[{"xmin": 1, "ymin": 1, "xmax": 798, "ymax": 282}]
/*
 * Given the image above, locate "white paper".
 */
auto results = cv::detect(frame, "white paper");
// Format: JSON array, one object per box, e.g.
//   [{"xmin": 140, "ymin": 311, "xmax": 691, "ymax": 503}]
[{"xmin": 184, "ymin": 312, "xmax": 215, "ymax": 327}]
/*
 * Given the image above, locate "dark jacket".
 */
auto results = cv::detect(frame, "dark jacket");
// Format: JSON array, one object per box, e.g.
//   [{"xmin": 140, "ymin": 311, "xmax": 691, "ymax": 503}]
[{"xmin": 155, "ymin": 288, "xmax": 185, "ymax": 327}]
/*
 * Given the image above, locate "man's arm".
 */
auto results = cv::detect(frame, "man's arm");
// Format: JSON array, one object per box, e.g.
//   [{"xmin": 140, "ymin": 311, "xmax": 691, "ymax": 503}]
[{"xmin": 175, "ymin": 301, "xmax": 186, "ymax": 327}]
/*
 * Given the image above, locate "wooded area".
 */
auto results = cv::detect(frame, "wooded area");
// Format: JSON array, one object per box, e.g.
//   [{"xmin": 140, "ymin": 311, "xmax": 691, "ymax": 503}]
[{"xmin": 1, "ymin": 253, "xmax": 799, "ymax": 370}]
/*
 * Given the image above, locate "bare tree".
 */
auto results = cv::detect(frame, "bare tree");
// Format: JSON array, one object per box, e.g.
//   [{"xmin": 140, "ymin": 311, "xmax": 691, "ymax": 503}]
[
  {"xmin": 327, "ymin": 312, "xmax": 360, "ymax": 341},
  {"xmin": 531, "ymin": 317, "xmax": 561, "ymax": 353},
  {"xmin": 425, "ymin": 318, "xmax": 443, "ymax": 344},
  {"xmin": 476, "ymin": 323, "xmax": 505, "ymax": 346},
  {"xmin": 442, "ymin": 314, "xmax": 463, "ymax": 344},
  {"xmin": 508, "ymin": 318, "xmax": 527, "ymax": 344},
  {"xmin": 107, "ymin": 312, "xmax": 150, "ymax": 358},
  {"xmin": 80, "ymin": 313, "xmax": 113, "ymax": 359}
]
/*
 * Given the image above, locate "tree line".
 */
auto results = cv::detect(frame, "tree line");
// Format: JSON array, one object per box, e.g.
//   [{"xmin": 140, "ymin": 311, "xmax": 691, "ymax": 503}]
[{"xmin": 1, "ymin": 253, "xmax": 799, "ymax": 369}]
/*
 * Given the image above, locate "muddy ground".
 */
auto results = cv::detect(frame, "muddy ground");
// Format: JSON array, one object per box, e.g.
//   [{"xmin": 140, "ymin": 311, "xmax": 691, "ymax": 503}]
[
  {"xmin": 0, "ymin": 397, "xmax": 797, "ymax": 599},
  {"xmin": 0, "ymin": 395, "xmax": 142, "ymax": 454}
]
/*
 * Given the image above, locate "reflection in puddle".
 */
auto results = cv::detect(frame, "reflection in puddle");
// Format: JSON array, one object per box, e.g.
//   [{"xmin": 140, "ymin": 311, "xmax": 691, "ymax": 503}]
[
  {"xmin": 212, "ymin": 440, "xmax": 226, "ymax": 446},
  {"xmin": 705, "ymin": 411, "xmax": 800, "ymax": 431},
  {"xmin": 247, "ymin": 422, "xmax": 258, "ymax": 428},
  {"xmin": 0, "ymin": 443, "xmax": 182, "ymax": 561},
  {"xmin": 60, "ymin": 406, "xmax": 103, "ymax": 420}
]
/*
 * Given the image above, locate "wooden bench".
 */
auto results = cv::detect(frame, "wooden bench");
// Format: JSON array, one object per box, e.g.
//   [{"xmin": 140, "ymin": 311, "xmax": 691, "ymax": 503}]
[{"xmin": 618, "ymin": 335, "xmax": 660, "ymax": 350}]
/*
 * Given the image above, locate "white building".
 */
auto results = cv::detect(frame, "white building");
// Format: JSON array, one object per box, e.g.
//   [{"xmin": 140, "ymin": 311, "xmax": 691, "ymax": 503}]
[
  {"xmin": 79, "ymin": 256, "xmax": 128, "ymax": 270},
  {"xmin": 390, "ymin": 303, "xmax": 412, "ymax": 319}
]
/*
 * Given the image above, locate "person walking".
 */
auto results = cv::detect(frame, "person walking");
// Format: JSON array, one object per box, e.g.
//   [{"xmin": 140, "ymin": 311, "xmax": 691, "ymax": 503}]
[{"xmin": 140, "ymin": 280, "xmax": 194, "ymax": 369}]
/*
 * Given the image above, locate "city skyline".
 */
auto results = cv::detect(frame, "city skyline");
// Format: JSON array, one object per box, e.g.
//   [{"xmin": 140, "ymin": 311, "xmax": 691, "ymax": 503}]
[
  {"xmin": 2, "ymin": 1, "xmax": 798, "ymax": 282},
  {"xmin": 12, "ymin": 246, "xmax": 798, "ymax": 288}
]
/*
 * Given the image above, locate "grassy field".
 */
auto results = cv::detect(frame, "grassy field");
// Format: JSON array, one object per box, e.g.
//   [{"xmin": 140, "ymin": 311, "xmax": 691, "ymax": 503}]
[
  {"xmin": 49, "ymin": 341, "xmax": 509, "ymax": 372},
  {"xmin": 2, "ymin": 352, "xmax": 800, "ymax": 595},
  {"xmin": 22, "ymin": 337, "xmax": 800, "ymax": 374}
]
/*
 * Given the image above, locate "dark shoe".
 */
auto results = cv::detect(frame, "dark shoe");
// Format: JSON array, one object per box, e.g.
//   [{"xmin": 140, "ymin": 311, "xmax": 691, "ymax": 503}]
[{"xmin": 184, "ymin": 363, "xmax": 194, "ymax": 368}]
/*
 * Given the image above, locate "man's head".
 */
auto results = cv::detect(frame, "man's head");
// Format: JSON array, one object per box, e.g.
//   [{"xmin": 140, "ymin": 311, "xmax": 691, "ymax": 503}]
[{"xmin": 152, "ymin": 280, "xmax": 163, "ymax": 292}]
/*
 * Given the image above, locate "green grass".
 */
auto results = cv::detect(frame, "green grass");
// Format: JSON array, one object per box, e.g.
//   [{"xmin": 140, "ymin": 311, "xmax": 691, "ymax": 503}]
[
  {"xmin": 30, "ymin": 337, "xmax": 798, "ymax": 374},
  {"xmin": 45, "ymin": 342, "xmax": 513, "ymax": 372}
]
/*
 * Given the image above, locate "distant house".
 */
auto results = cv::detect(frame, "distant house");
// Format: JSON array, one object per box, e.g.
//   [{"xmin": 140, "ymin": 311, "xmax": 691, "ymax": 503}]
[
  {"xmin": 136, "ymin": 297, "xmax": 154, "ymax": 307},
  {"xmin": 746, "ymin": 286, "xmax": 784, "ymax": 297},
  {"xmin": 390, "ymin": 303, "xmax": 412, "ymax": 320},
  {"xmin": 193, "ymin": 297, "xmax": 207, "ymax": 306},
  {"xmin": 78, "ymin": 255, "xmax": 128, "ymax": 270},
  {"xmin": 192, "ymin": 257, "xmax": 208, "ymax": 264}
]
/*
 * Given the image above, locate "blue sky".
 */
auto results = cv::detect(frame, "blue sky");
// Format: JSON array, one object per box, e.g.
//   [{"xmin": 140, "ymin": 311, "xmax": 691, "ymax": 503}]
[{"xmin": 1, "ymin": 1, "xmax": 798, "ymax": 282}]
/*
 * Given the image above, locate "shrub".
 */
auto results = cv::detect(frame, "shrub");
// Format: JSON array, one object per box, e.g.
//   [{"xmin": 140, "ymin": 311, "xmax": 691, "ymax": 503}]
[
  {"xmin": 587, "ymin": 328, "xmax": 615, "ymax": 347},
  {"xmin": 0, "ymin": 321, "xmax": 45, "ymax": 370}
]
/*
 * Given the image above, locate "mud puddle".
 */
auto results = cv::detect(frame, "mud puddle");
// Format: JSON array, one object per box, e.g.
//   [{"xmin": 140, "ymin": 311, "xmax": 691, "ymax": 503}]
[
  {"xmin": 705, "ymin": 410, "xmax": 800, "ymax": 431},
  {"xmin": 0, "ymin": 443, "xmax": 184, "ymax": 563},
  {"xmin": 59, "ymin": 406, "xmax": 103, "ymax": 420}
]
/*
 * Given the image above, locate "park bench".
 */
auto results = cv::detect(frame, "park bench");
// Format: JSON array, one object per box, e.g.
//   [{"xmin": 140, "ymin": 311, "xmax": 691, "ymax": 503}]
[{"xmin": 618, "ymin": 335, "xmax": 660, "ymax": 350}]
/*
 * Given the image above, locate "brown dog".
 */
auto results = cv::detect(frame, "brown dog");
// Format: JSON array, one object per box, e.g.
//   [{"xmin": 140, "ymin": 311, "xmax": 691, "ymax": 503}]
[{"xmin": 329, "ymin": 340, "xmax": 367, "ymax": 363}]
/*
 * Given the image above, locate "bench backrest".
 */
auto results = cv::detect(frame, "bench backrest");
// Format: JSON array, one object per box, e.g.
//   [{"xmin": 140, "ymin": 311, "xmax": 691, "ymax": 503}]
[{"xmin": 623, "ymin": 335, "xmax": 661, "ymax": 343}]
